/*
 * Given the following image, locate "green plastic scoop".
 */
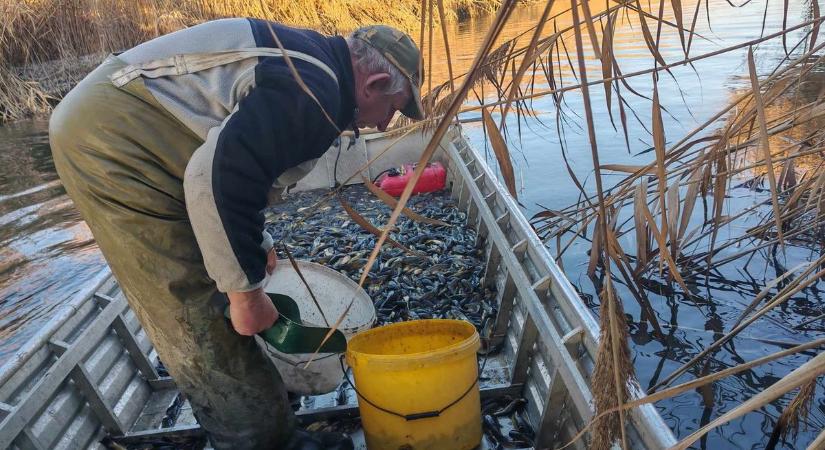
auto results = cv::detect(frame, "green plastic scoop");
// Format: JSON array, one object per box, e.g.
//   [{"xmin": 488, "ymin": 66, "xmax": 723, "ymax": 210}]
[{"xmin": 225, "ymin": 293, "xmax": 347, "ymax": 354}]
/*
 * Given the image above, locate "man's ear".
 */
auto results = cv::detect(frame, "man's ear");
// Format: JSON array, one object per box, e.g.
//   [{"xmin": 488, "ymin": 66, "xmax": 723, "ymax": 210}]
[{"xmin": 364, "ymin": 73, "xmax": 391, "ymax": 98}]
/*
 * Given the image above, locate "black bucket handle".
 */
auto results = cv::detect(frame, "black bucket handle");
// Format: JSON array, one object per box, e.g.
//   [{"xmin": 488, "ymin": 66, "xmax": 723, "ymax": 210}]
[{"xmin": 338, "ymin": 348, "xmax": 488, "ymax": 421}]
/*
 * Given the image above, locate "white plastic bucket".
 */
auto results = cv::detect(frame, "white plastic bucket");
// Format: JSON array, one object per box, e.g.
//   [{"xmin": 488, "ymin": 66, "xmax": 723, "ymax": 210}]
[{"xmin": 259, "ymin": 260, "xmax": 375, "ymax": 395}]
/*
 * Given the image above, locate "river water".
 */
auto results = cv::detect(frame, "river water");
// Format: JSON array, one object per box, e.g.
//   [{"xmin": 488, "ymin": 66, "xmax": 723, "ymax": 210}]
[
  {"xmin": 1, "ymin": 1, "xmax": 824, "ymax": 448},
  {"xmin": 456, "ymin": 2, "xmax": 825, "ymax": 448}
]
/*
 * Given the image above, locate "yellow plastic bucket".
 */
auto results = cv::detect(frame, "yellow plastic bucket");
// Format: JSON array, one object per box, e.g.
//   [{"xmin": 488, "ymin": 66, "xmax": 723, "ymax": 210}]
[{"xmin": 345, "ymin": 319, "xmax": 482, "ymax": 450}]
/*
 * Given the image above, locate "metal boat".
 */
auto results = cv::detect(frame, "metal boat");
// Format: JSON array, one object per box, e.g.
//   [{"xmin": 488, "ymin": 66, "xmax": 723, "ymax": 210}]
[{"xmin": 0, "ymin": 126, "xmax": 677, "ymax": 449}]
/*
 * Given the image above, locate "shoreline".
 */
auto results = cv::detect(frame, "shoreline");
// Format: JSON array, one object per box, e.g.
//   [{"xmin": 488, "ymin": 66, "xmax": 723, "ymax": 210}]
[
  {"xmin": 0, "ymin": 0, "xmax": 507, "ymax": 124},
  {"xmin": 16, "ymin": 53, "xmax": 109, "ymax": 101}
]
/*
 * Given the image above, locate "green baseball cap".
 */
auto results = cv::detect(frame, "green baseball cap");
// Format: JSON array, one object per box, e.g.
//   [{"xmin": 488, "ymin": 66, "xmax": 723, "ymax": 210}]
[{"xmin": 351, "ymin": 25, "xmax": 425, "ymax": 120}]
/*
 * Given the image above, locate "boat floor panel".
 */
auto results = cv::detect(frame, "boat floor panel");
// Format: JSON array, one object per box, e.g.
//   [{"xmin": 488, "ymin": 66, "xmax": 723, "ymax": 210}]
[{"xmin": 129, "ymin": 388, "xmax": 179, "ymax": 432}]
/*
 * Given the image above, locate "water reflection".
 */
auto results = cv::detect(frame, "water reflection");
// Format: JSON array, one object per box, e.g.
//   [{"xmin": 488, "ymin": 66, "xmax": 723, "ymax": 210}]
[
  {"xmin": 0, "ymin": 120, "xmax": 104, "ymax": 360},
  {"xmin": 448, "ymin": 0, "xmax": 825, "ymax": 448}
]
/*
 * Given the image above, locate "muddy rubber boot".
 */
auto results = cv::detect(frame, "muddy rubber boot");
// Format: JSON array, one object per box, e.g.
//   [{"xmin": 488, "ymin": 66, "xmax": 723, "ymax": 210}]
[{"xmin": 283, "ymin": 429, "xmax": 354, "ymax": 450}]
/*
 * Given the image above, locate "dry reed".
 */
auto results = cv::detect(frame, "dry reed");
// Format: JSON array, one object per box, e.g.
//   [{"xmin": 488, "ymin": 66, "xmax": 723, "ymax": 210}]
[
  {"xmin": 0, "ymin": 0, "xmax": 503, "ymax": 122},
  {"xmin": 391, "ymin": 0, "xmax": 825, "ymax": 447}
]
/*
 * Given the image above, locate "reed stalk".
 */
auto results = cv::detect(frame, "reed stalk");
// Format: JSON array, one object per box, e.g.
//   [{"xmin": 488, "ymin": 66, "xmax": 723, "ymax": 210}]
[{"xmin": 403, "ymin": 0, "xmax": 825, "ymax": 446}]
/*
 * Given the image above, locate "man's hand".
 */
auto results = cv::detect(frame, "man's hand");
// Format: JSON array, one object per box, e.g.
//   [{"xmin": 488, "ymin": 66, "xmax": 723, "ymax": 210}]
[{"xmin": 228, "ymin": 288, "xmax": 279, "ymax": 335}]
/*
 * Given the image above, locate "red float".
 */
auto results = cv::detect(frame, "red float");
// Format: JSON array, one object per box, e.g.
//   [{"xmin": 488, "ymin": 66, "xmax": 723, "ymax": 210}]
[{"xmin": 375, "ymin": 162, "xmax": 447, "ymax": 197}]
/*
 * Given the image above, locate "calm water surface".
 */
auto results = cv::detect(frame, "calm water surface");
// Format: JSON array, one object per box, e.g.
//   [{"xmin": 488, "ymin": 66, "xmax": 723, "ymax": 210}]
[
  {"xmin": 456, "ymin": 1, "xmax": 825, "ymax": 449},
  {"xmin": 0, "ymin": 120, "xmax": 104, "ymax": 357},
  {"xmin": 1, "ymin": 1, "xmax": 824, "ymax": 448}
]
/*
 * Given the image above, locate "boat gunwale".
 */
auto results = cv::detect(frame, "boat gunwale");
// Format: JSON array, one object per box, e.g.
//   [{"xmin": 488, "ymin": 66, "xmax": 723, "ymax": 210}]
[
  {"xmin": 439, "ymin": 128, "xmax": 678, "ymax": 448},
  {"xmin": 0, "ymin": 268, "xmax": 112, "ymax": 388}
]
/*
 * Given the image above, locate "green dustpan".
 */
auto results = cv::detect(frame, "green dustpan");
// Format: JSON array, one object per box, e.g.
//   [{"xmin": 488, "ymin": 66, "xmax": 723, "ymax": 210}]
[{"xmin": 225, "ymin": 293, "xmax": 347, "ymax": 354}]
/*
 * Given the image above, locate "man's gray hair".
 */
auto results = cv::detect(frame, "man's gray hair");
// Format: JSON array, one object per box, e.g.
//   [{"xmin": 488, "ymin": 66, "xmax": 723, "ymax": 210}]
[{"xmin": 346, "ymin": 29, "xmax": 409, "ymax": 95}]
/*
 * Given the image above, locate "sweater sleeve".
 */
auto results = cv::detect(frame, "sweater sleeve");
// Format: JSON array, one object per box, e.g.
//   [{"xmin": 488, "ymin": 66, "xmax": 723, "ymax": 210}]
[{"xmin": 184, "ymin": 72, "xmax": 339, "ymax": 293}]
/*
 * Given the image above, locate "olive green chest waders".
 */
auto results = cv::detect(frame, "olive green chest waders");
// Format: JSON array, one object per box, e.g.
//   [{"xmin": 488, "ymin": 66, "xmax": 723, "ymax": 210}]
[{"xmin": 48, "ymin": 53, "xmax": 312, "ymax": 449}]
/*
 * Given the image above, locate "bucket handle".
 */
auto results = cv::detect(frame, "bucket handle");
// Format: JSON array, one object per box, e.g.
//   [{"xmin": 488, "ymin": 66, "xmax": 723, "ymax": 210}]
[{"xmin": 339, "ymin": 356, "xmax": 480, "ymax": 421}]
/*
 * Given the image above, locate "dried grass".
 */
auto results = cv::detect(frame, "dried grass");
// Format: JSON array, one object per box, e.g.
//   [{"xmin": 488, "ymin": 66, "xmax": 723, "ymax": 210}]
[
  {"xmin": 767, "ymin": 378, "xmax": 817, "ymax": 448},
  {"xmin": 0, "ymin": 0, "xmax": 505, "ymax": 122},
  {"xmin": 402, "ymin": 0, "xmax": 825, "ymax": 446}
]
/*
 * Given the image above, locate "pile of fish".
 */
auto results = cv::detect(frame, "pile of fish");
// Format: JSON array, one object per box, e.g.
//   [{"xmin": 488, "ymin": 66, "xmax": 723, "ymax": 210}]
[
  {"xmin": 265, "ymin": 186, "xmax": 534, "ymax": 449},
  {"xmin": 264, "ymin": 185, "xmax": 497, "ymax": 330},
  {"xmin": 481, "ymin": 396, "xmax": 536, "ymax": 449}
]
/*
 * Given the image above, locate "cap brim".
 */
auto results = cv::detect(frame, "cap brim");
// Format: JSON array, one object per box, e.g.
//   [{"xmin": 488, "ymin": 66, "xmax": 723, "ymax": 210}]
[{"xmin": 400, "ymin": 83, "xmax": 425, "ymax": 120}]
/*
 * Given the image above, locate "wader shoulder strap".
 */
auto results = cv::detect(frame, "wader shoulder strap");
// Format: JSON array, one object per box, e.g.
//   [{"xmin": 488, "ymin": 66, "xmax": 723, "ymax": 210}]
[{"xmin": 109, "ymin": 48, "xmax": 338, "ymax": 87}]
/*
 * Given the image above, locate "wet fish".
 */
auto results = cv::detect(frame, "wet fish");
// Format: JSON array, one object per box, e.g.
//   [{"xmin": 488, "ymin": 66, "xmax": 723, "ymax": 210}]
[
  {"xmin": 492, "ymin": 397, "xmax": 526, "ymax": 417},
  {"xmin": 264, "ymin": 185, "xmax": 498, "ymax": 330}
]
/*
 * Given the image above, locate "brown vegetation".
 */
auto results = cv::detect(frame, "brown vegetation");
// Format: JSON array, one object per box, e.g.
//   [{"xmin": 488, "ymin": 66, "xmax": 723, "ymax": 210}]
[
  {"xmin": 0, "ymin": 0, "xmax": 503, "ymax": 122},
  {"xmin": 386, "ymin": 0, "xmax": 825, "ymax": 448}
]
